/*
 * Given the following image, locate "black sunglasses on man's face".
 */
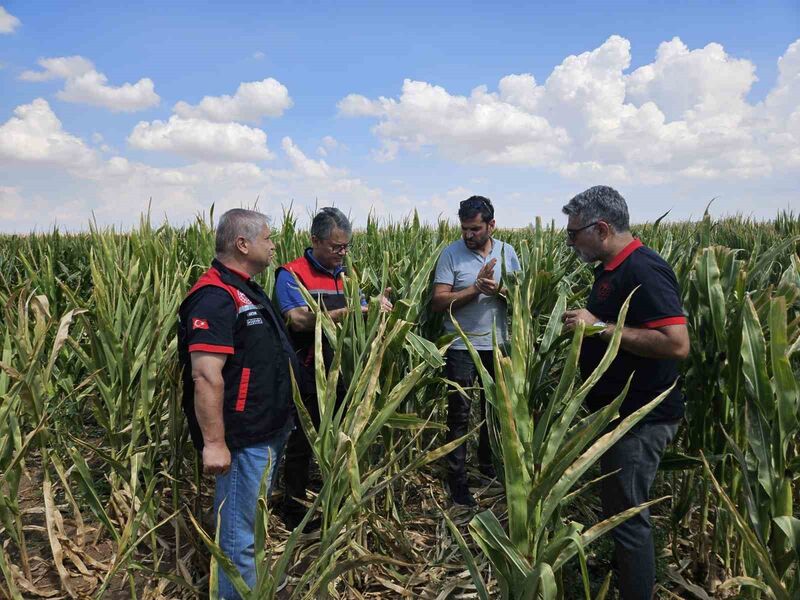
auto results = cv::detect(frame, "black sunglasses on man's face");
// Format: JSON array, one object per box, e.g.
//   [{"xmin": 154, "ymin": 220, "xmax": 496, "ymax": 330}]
[{"xmin": 566, "ymin": 221, "xmax": 599, "ymax": 241}]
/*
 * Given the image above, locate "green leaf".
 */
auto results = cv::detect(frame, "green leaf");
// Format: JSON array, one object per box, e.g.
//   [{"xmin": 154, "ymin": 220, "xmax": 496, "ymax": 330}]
[
  {"xmin": 66, "ymin": 446, "xmax": 121, "ymax": 544},
  {"xmin": 694, "ymin": 248, "xmax": 727, "ymax": 349},
  {"xmin": 769, "ymin": 297, "xmax": 799, "ymax": 453},
  {"xmin": 741, "ymin": 296, "xmax": 774, "ymax": 419},
  {"xmin": 407, "ymin": 330, "xmax": 446, "ymax": 369},
  {"xmin": 187, "ymin": 509, "xmax": 252, "ymax": 599},
  {"xmin": 774, "ymin": 516, "xmax": 800, "ymax": 559},
  {"xmin": 469, "ymin": 509, "xmax": 532, "ymax": 591},
  {"xmin": 439, "ymin": 502, "xmax": 491, "ymax": 600},
  {"xmin": 700, "ymin": 452, "xmax": 790, "ymax": 600}
]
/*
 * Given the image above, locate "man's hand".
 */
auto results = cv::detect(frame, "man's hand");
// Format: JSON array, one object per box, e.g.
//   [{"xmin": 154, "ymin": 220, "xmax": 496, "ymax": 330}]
[
  {"xmin": 378, "ymin": 287, "xmax": 394, "ymax": 312},
  {"xmin": 474, "ymin": 259, "xmax": 499, "ymax": 295},
  {"xmin": 562, "ymin": 308, "xmax": 599, "ymax": 332},
  {"xmin": 476, "ymin": 277, "xmax": 500, "ymax": 296},
  {"xmin": 203, "ymin": 441, "xmax": 231, "ymax": 475},
  {"xmin": 477, "ymin": 259, "xmax": 496, "ymax": 281},
  {"xmin": 192, "ymin": 352, "xmax": 229, "ymax": 474}
]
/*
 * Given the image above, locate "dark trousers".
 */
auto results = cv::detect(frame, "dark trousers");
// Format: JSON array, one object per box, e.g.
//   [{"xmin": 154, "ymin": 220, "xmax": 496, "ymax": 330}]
[
  {"xmin": 283, "ymin": 389, "xmax": 344, "ymax": 519},
  {"xmin": 600, "ymin": 418, "xmax": 679, "ymax": 600},
  {"xmin": 445, "ymin": 349, "xmax": 494, "ymax": 486}
]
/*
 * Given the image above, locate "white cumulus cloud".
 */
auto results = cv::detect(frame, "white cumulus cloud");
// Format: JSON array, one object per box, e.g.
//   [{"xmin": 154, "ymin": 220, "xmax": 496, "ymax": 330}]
[
  {"xmin": 128, "ymin": 115, "xmax": 274, "ymax": 162},
  {"xmin": 337, "ymin": 93, "xmax": 387, "ymax": 117},
  {"xmin": 317, "ymin": 135, "xmax": 341, "ymax": 156},
  {"xmin": 0, "ymin": 98, "xmax": 97, "ymax": 168},
  {"xmin": 758, "ymin": 39, "xmax": 800, "ymax": 170},
  {"xmin": 281, "ymin": 136, "xmax": 342, "ymax": 178},
  {"xmin": 0, "ymin": 186, "xmax": 91, "ymax": 232},
  {"xmin": 626, "ymin": 37, "xmax": 757, "ymax": 122},
  {"xmin": 173, "ymin": 78, "xmax": 292, "ymax": 123},
  {"xmin": 58, "ymin": 71, "xmax": 159, "ymax": 112},
  {"xmin": 20, "ymin": 56, "xmax": 94, "ymax": 81},
  {"xmin": 0, "ymin": 6, "xmax": 20, "ymax": 33},
  {"xmin": 19, "ymin": 56, "xmax": 159, "ymax": 112},
  {"xmin": 340, "ymin": 78, "xmax": 569, "ymax": 166},
  {"xmin": 321, "ymin": 135, "xmax": 339, "ymax": 149},
  {"xmin": 339, "ymin": 35, "xmax": 800, "ymax": 185}
]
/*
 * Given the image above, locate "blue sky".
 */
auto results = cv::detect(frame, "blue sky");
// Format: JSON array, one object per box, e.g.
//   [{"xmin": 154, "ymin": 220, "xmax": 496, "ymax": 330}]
[{"xmin": 0, "ymin": 1, "xmax": 798, "ymax": 232}]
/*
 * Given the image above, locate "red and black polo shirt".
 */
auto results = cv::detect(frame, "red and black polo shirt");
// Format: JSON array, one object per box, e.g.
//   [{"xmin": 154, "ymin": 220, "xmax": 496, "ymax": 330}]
[
  {"xmin": 178, "ymin": 259, "xmax": 298, "ymax": 451},
  {"xmin": 580, "ymin": 238, "xmax": 688, "ymax": 422},
  {"xmin": 274, "ymin": 250, "xmax": 349, "ymax": 396}
]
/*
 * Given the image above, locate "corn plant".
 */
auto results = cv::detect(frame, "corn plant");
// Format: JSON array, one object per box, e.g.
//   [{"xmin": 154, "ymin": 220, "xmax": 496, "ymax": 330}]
[
  {"xmin": 453, "ymin": 272, "xmax": 674, "ymax": 598},
  {"xmin": 0, "ymin": 208, "xmax": 798, "ymax": 597},
  {"xmin": 0, "ymin": 292, "xmax": 90, "ymax": 597},
  {"xmin": 700, "ymin": 291, "xmax": 800, "ymax": 599},
  {"xmin": 288, "ymin": 266, "xmax": 465, "ymax": 595},
  {"xmin": 59, "ymin": 219, "xmax": 189, "ymax": 596}
]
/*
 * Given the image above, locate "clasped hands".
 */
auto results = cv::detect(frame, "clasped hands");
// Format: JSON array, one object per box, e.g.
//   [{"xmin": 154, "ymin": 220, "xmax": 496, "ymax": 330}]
[{"xmin": 475, "ymin": 258, "xmax": 501, "ymax": 296}]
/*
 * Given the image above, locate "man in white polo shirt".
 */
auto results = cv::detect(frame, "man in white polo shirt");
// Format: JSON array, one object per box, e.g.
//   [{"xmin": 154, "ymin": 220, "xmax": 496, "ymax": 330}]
[{"xmin": 431, "ymin": 196, "xmax": 521, "ymax": 506}]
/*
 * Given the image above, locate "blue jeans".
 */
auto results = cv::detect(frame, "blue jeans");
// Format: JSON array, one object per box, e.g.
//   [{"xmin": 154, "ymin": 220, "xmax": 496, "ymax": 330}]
[
  {"xmin": 601, "ymin": 418, "xmax": 679, "ymax": 600},
  {"xmin": 214, "ymin": 425, "xmax": 291, "ymax": 600}
]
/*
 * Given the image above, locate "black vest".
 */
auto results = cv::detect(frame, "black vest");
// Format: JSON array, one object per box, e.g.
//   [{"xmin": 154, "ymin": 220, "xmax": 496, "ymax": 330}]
[{"xmin": 178, "ymin": 260, "xmax": 298, "ymax": 450}]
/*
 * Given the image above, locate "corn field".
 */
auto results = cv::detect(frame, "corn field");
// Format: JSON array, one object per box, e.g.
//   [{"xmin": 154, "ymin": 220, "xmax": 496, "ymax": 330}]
[{"xmin": 0, "ymin": 207, "xmax": 798, "ymax": 599}]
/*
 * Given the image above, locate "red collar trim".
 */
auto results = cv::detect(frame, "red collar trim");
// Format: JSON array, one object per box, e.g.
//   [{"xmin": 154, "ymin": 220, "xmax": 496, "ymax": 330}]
[
  {"xmin": 227, "ymin": 266, "xmax": 252, "ymax": 281},
  {"xmin": 604, "ymin": 238, "xmax": 643, "ymax": 271},
  {"xmin": 215, "ymin": 260, "xmax": 252, "ymax": 281}
]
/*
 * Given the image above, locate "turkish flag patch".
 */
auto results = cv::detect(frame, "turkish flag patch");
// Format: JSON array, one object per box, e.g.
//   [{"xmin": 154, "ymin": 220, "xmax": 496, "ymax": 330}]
[{"xmin": 192, "ymin": 318, "xmax": 209, "ymax": 330}]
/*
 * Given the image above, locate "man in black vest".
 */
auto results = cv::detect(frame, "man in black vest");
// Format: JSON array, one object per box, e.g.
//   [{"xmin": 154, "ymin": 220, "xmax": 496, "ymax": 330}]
[
  {"xmin": 274, "ymin": 207, "xmax": 391, "ymax": 529},
  {"xmin": 178, "ymin": 209, "xmax": 297, "ymax": 599},
  {"xmin": 561, "ymin": 186, "xmax": 689, "ymax": 600}
]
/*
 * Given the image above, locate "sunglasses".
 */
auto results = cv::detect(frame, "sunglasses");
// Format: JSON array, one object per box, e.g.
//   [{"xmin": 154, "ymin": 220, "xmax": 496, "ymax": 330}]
[
  {"xmin": 566, "ymin": 221, "xmax": 599, "ymax": 241},
  {"xmin": 460, "ymin": 197, "xmax": 494, "ymax": 217}
]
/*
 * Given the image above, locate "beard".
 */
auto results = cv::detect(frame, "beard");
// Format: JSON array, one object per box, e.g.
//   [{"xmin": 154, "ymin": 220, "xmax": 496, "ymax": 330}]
[
  {"xmin": 465, "ymin": 235, "xmax": 489, "ymax": 248},
  {"xmin": 572, "ymin": 247, "xmax": 597, "ymax": 263}
]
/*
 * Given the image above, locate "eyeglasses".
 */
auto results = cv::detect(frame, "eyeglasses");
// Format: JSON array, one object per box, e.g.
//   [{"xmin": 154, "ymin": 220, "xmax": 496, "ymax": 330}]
[
  {"xmin": 566, "ymin": 222, "xmax": 599, "ymax": 241},
  {"xmin": 328, "ymin": 242, "xmax": 350, "ymax": 254}
]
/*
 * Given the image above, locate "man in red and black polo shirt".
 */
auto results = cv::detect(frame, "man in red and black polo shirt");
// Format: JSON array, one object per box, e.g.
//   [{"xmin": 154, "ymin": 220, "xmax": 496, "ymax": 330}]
[
  {"xmin": 274, "ymin": 207, "xmax": 391, "ymax": 529},
  {"xmin": 561, "ymin": 186, "xmax": 689, "ymax": 600},
  {"xmin": 178, "ymin": 209, "xmax": 297, "ymax": 599}
]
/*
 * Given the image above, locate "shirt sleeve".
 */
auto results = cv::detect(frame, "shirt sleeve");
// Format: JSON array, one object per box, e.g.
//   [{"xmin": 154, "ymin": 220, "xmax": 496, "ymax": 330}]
[
  {"xmin": 628, "ymin": 262, "xmax": 687, "ymax": 328},
  {"xmin": 504, "ymin": 244, "xmax": 522, "ymax": 273},
  {"xmin": 433, "ymin": 247, "xmax": 455, "ymax": 286},
  {"xmin": 275, "ymin": 269, "xmax": 308, "ymax": 314},
  {"xmin": 184, "ymin": 287, "xmax": 236, "ymax": 354}
]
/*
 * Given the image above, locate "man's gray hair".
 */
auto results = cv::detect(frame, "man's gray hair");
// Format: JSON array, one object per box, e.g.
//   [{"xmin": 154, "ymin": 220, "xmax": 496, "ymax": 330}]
[
  {"xmin": 311, "ymin": 207, "xmax": 352, "ymax": 240},
  {"xmin": 215, "ymin": 209, "xmax": 269, "ymax": 255},
  {"xmin": 562, "ymin": 186, "xmax": 630, "ymax": 232}
]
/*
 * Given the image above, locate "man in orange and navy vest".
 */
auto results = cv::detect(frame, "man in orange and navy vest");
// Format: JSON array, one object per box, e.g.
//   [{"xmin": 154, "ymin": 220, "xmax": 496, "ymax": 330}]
[
  {"xmin": 561, "ymin": 186, "xmax": 690, "ymax": 600},
  {"xmin": 178, "ymin": 209, "xmax": 297, "ymax": 599},
  {"xmin": 274, "ymin": 207, "xmax": 391, "ymax": 529}
]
